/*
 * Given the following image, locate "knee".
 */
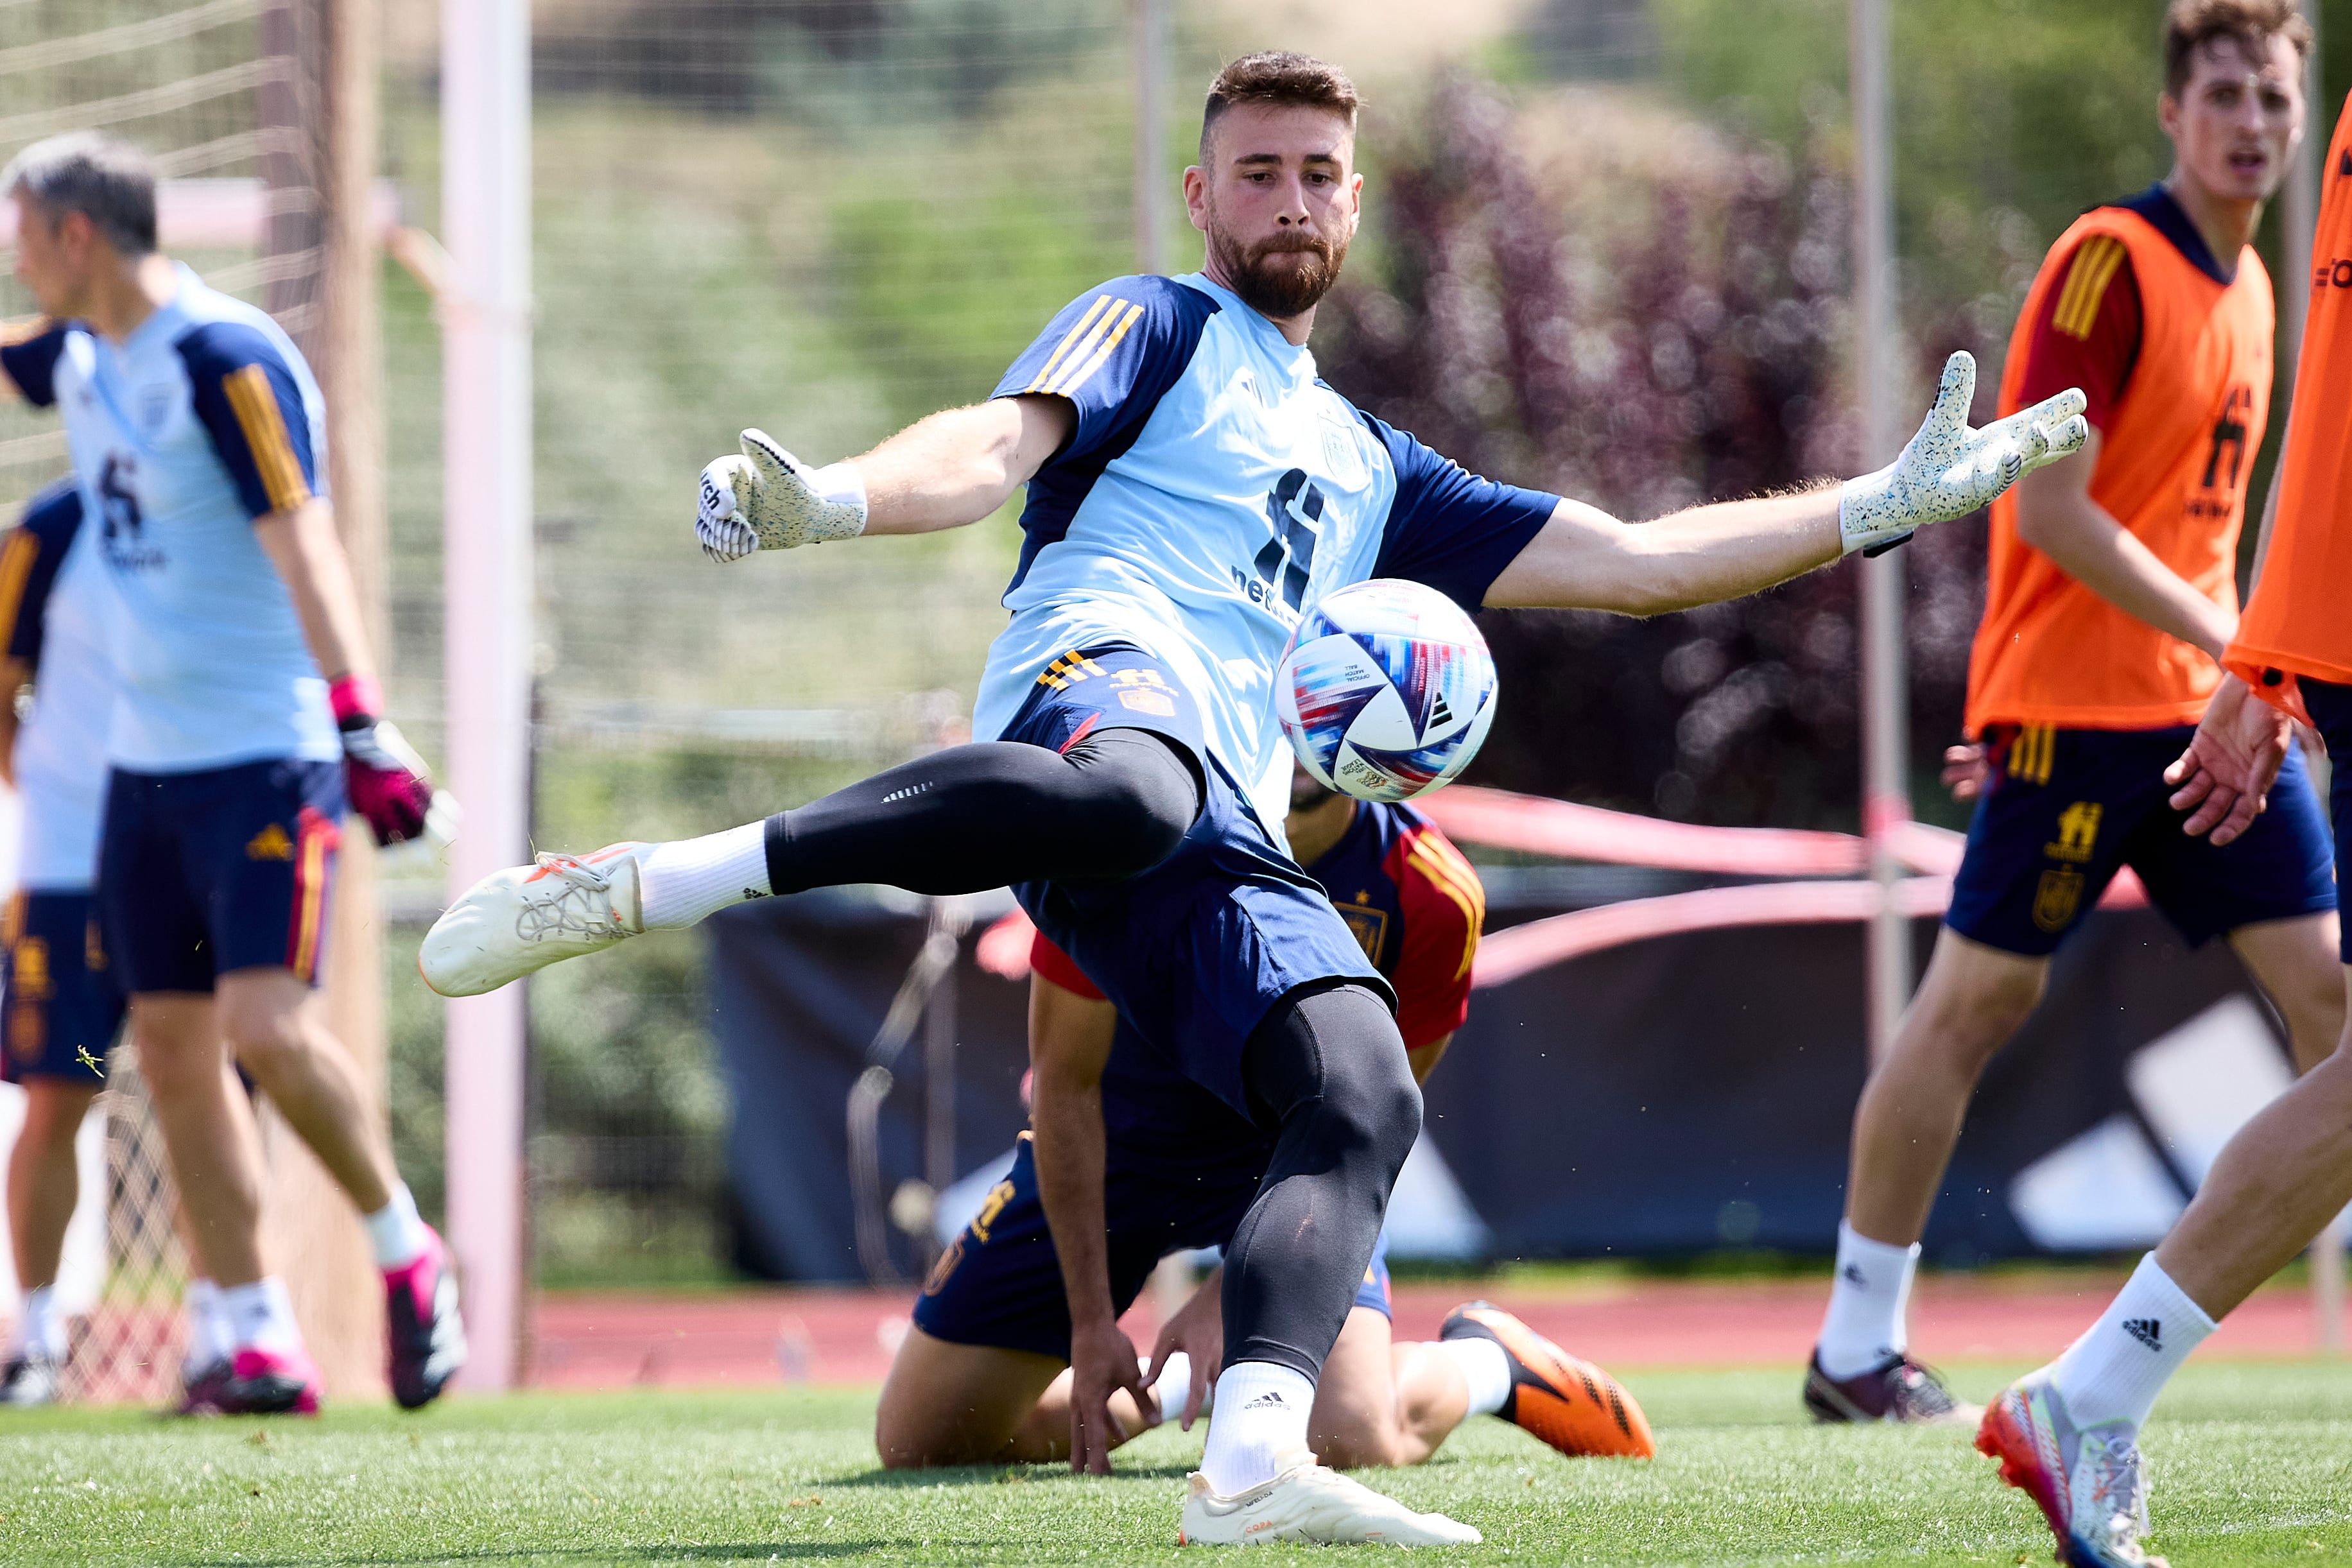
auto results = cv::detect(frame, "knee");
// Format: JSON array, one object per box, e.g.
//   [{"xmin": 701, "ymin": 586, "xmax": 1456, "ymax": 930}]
[
  {"xmin": 1057, "ymin": 732, "xmax": 1198, "ymax": 875},
  {"xmin": 1321, "ymin": 1022, "xmax": 1423, "ymax": 1178},
  {"xmin": 24, "ymin": 1083, "xmax": 96, "ymax": 1142},
  {"xmin": 218, "ymin": 1003, "xmax": 306, "ymax": 1074}
]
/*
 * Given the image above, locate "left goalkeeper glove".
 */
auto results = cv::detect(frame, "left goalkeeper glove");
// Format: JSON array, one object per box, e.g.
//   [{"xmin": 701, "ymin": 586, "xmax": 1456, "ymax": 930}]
[
  {"xmin": 1838, "ymin": 351, "xmax": 2088, "ymax": 556},
  {"xmin": 331, "ymin": 675, "xmax": 457, "ymax": 847},
  {"xmin": 695, "ymin": 430, "xmax": 867, "ymax": 562}
]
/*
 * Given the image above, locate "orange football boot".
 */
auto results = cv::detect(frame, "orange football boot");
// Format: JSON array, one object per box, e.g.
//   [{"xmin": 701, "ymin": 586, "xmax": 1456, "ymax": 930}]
[{"xmin": 1440, "ymin": 1302, "xmax": 1655, "ymax": 1458}]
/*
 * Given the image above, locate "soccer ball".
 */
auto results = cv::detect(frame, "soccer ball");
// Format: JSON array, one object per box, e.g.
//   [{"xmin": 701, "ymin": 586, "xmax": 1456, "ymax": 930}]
[{"xmin": 1276, "ymin": 578, "xmax": 1498, "ymax": 804}]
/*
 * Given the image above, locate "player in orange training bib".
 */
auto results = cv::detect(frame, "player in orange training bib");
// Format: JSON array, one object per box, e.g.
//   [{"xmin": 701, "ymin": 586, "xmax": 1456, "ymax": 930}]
[
  {"xmin": 1808, "ymin": 1, "xmax": 2342, "ymax": 1455},
  {"xmin": 1980, "ymin": 61, "xmax": 2352, "ymax": 1568}
]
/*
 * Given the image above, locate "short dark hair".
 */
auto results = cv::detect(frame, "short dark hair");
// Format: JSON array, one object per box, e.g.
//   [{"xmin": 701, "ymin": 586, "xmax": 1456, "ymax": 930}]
[
  {"xmin": 1200, "ymin": 51, "xmax": 1360, "ymax": 160},
  {"xmin": 1, "ymin": 132, "xmax": 158, "ymax": 256},
  {"xmin": 2162, "ymin": 0, "xmax": 2311, "ymax": 97}
]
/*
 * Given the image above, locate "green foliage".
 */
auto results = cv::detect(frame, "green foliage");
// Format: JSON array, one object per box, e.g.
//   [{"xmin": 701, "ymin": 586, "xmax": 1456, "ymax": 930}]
[{"xmin": 2, "ymin": 1364, "xmax": 2348, "ymax": 1562}]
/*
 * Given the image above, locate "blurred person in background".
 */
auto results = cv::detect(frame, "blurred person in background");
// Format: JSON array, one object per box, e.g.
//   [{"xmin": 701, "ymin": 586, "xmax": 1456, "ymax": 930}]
[
  {"xmin": 1977, "ymin": 65, "xmax": 2352, "ymax": 1568},
  {"xmin": 426, "ymin": 49, "xmax": 2081, "ymax": 1544},
  {"xmin": 0, "ymin": 130, "xmax": 463, "ymax": 1413},
  {"xmin": 1805, "ymin": 0, "xmax": 2337, "ymax": 1429},
  {"xmin": 878, "ymin": 761, "xmax": 1654, "ymax": 1475}
]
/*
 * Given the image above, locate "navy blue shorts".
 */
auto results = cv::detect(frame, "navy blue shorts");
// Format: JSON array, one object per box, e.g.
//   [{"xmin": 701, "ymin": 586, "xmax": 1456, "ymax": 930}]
[
  {"xmin": 915, "ymin": 1135, "xmax": 1263, "ymax": 1358},
  {"xmin": 1946, "ymin": 723, "xmax": 2337, "ymax": 957},
  {"xmin": 98, "ymin": 758, "xmax": 345, "ymax": 995},
  {"xmin": 2, "ymin": 890, "xmax": 125, "ymax": 1087},
  {"xmin": 1002, "ymin": 644, "xmax": 1390, "ymax": 1121},
  {"xmin": 2301, "ymin": 680, "xmax": 2352, "ymax": 963}
]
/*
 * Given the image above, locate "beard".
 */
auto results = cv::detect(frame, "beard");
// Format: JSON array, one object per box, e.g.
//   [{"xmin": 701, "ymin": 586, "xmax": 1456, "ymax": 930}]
[
  {"xmin": 1289, "ymin": 762, "xmax": 1339, "ymax": 813},
  {"xmin": 1209, "ymin": 221, "xmax": 1349, "ymax": 320}
]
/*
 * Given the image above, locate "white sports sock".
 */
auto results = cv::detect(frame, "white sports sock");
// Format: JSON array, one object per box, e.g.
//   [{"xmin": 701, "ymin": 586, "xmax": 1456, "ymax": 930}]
[
  {"xmin": 1815, "ymin": 1220, "xmax": 1921, "ymax": 1379},
  {"xmin": 184, "ymin": 1279, "xmax": 233, "ymax": 1374},
  {"xmin": 1198, "ymin": 1361, "xmax": 1315, "ymax": 1495},
  {"xmin": 221, "ymin": 1278, "xmax": 304, "ymax": 1357},
  {"xmin": 639, "ymin": 823, "xmax": 771, "ymax": 929},
  {"xmin": 1141, "ymin": 1351, "xmax": 1212, "ymax": 1426},
  {"xmin": 2051, "ymin": 1252, "xmax": 2216, "ymax": 1436},
  {"xmin": 1437, "ymin": 1336, "xmax": 1512, "ymax": 1417},
  {"xmin": 362, "ymin": 1181, "xmax": 429, "ymax": 1271},
  {"xmin": 15, "ymin": 1285, "xmax": 65, "ymax": 1361}
]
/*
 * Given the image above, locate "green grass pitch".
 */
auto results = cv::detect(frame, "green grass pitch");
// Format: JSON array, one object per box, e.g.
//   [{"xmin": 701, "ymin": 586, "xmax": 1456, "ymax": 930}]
[{"xmin": 2, "ymin": 1364, "xmax": 2347, "ymax": 1565}]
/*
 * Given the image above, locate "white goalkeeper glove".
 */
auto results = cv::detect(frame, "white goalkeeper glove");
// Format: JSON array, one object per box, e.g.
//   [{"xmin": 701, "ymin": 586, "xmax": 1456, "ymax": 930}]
[
  {"xmin": 1838, "ymin": 351, "xmax": 2088, "ymax": 556},
  {"xmin": 695, "ymin": 429, "xmax": 869, "ymax": 562}
]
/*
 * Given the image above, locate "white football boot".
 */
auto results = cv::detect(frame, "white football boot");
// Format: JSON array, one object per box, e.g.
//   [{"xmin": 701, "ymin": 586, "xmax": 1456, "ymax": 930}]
[
  {"xmin": 419, "ymin": 843, "xmax": 650, "ymax": 997},
  {"xmin": 1177, "ymin": 1449, "xmax": 1481, "ymax": 1548},
  {"xmin": 1977, "ymin": 1366, "xmax": 2165, "ymax": 1567}
]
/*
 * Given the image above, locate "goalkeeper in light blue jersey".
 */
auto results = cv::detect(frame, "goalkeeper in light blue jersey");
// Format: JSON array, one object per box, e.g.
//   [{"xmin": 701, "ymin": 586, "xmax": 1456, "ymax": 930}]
[{"xmin": 426, "ymin": 51, "xmax": 2087, "ymax": 1546}]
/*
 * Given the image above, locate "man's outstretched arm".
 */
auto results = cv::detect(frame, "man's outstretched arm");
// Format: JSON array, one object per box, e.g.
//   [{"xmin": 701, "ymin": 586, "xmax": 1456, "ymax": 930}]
[
  {"xmin": 696, "ymin": 394, "xmax": 1074, "ymax": 558},
  {"xmin": 1485, "ymin": 352, "xmax": 2088, "ymax": 616}
]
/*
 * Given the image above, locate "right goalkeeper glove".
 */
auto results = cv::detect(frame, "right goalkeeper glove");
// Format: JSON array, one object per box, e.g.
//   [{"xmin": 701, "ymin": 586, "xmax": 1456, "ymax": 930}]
[{"xmin": 695, "ymin": 429, "xmax": 867, "ymax": 562}]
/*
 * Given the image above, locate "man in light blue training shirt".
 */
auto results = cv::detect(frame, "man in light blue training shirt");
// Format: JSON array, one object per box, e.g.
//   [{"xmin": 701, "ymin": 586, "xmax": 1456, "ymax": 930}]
[
  {"xmin": 424, "ymin": 52, "xmax": 2088, "ymax": 1543},
  {"xmin": 1, "ymin": 131, "xmax": 463, "ymax": 1415}
]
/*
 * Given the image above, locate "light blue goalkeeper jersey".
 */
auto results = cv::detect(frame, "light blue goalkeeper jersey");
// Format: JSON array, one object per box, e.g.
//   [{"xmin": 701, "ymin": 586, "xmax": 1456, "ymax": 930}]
[
  {"xmin": 0, "ymin": 481, "xmax": 118, "ymax": 889},
  {"xmin": 973, "ymin": 272, "xmax": 1558, "ymax": 833},
  {"xmin": 0, "ymin": 265, "xmax": 338, "ymax": 772}
]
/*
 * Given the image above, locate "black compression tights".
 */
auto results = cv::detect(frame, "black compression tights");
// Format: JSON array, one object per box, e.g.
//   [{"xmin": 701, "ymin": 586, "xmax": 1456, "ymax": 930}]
[
  {"xmin": 761, "ymin": 728, "xmax": 1202, "ymax": 897},
  {"xmin": 1222, "ymin": 981, "xmax": 1422, "ymax": 1381}
]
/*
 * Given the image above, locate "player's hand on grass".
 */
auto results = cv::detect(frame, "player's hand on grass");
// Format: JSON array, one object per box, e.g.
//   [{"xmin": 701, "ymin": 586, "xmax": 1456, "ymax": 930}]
[
  {"xmin": 1838, "ymin": 352, "xmax": 2088, "ymax": 556},
  {"xmin": 1066, "ymin": 1315, "xmax": 1150, "ymax": 1476},
  {"xmin": 332, "ymin": 675, "xmax": 458, "ymax": 848},
  {"xmin": 695, "ymin": 431, "xmax": 867, "ymax": 561},
  {"xmin": 1145, "ymin": 1266, "xmax": 1224, "ymax": 1433},
  {"xmin": 1941, "ymin": 742, "xmax": 1989, "ymax": 802},
  {"xmin": 2167, "ymin": 673, "xmax": 2291, "ymax": 845}
]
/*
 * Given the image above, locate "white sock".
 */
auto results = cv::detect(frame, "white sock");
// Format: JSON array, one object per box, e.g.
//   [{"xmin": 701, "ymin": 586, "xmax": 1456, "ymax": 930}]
[
  {"xmin": 2050, "ymin": 1253, "xmax": 2216, "ymax": 1436},
  {"xmin": 1198, "ymin": 1361, "xmax": 1315, "ymax": 1495},
  {"xmin": 184, "ymin": 1279, "xmax": 233, "ymax": 1373},
  {"xmin": 1815, "ymin": 1220, "xmax": 1921, "ymax": 1379},
  {"xmin": 15, "ymin": 1285, "xmax": 65, "ymax": 1361},
  {"xmin": 1437, "ymin": 1335, "xmax": 1512, "ymax": 1417},
  {"xmin": 1141, "ymin": 1351, "xmax": 1210, "ymax": 1427},
  {"xmin": 638, "ymin": 823, "xmax": 771, "ymax": 928},
  {"xmin": 362, "ymin": 1181, "xmax": 429, "ymax": 1270},
  {"xmin": 221, "ymin": 1278, "xmax": 303, "ymax": 1358}
]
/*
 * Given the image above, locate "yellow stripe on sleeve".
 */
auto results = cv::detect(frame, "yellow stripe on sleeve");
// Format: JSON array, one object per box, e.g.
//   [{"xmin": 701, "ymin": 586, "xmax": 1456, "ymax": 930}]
[
  {"xmin": 221, "ymin": 363, "xmax": 313, "ymax": 514},
  {"xmin": 1025, "ymin": 295, "xmax": 1114, "ymax": 394},
  {"xmin": 1050, "ymin": 302, "xmax": 1146, "ymax": 399},
  {"xmin": 0, "ymin": 528, "xmax": 40, "ymax": 650},
  {"xmin": 2052, "ymin": 237, "xmax": 2127, "ymax": 340}
]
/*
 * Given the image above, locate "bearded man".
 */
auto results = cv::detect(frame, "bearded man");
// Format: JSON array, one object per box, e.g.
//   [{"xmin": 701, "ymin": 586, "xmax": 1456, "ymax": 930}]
[{"xmin": 422, "ymin": 51, "xmax": 2086, "ymax": 1546}]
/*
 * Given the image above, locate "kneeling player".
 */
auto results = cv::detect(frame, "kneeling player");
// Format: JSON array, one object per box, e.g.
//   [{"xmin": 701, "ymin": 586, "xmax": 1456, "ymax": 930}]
[{"xmin": 875, "ymin": 770, "xmax": 1652, "ymax": 1475}]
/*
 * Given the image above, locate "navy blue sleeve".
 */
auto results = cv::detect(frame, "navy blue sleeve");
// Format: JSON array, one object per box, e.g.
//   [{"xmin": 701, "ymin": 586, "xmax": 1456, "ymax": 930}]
[
  {"xmin": 173, "ymin": 322, "xmax": 319, "ymax": 519},
  {"xmin": 0, "ymin": 481, "xmax": 83, "ymax": 671},
  {"xmin": 1, "ymin": 320, "xmax": 69, "ymax": 408},
  {"xmin": 1363, "ymin": 413, "xmax": 1559, "ymax": 612},
  {"xmin": 992, "ymin": 276, "xmax": 1218, "ymax": 462}
]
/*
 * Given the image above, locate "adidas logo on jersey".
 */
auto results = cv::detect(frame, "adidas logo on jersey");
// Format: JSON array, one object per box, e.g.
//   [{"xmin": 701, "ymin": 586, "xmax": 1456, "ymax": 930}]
[
  {"xmin": 246, "ymin": 823, "xmax": 294, "ymax": 861},
  {"xmin": 1240, "ymin": 1390, "xmax": 1290, "ymax": 1410},
  {"xmin": 2122, "ymin": 1317, "xmax": 2162, "ymax": 1352}
]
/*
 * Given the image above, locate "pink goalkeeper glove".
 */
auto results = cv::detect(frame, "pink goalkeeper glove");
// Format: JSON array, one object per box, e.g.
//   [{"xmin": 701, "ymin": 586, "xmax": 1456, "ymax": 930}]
[{"xmin": 331, "ymin": 675, "xmax": 455, "ymax": 847}]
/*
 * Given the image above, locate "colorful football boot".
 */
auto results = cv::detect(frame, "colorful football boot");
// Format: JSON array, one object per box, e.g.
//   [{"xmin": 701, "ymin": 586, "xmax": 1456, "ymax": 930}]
[
  {"xmin": 1804, "ymin": 1349, "xmax": 1979, "ymax": 1425},
  {"xmin": 1976, "ymin": 1366, "xmax": 2165, "ymax": 1568},
  {"xmin": 205, "ymin": 1346, "xmax": 323, "ymax": 1416},
  {"xmin": 0, "ymin": 1349, "xmax": 63, "ymax": 1408},
  {"xmin": 385, "ymin": 1223, "xmax": 468, "ymax": 1409},
  {"xmin": 1440, "ymin": 1301, "xmax": 1655, "ymax": 1458}
]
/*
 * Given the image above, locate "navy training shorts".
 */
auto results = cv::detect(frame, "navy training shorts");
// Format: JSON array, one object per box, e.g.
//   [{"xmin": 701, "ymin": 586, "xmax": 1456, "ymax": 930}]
[
  {"xmin": 914, "ymin": 1135, "xmax": 1262, "ymax": 1358},
  {"xmin": 1, "ymin": 890, "xmax": 125, "ymax": 1087},
  {"xmin": 98, "ymin": 757, "xmax": 345, "ymax": 995},
  {"xmin": 1946, "ymin": 722, "xmax": 2336, "ymax": 958},
  {"xmin": 1000, "ymin": 643, "xmax": 1392, "ymax": 1122},
  {"xmin": 2300, "ymin": 680, "xmax": 2352, "ymax": 963}
]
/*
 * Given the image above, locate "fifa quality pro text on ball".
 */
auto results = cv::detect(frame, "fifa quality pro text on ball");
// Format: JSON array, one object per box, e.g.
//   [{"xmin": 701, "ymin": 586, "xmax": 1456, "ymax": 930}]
[{"xmin": 1276, "ymin": 578, "xmax": 1499, "ymax": 804}]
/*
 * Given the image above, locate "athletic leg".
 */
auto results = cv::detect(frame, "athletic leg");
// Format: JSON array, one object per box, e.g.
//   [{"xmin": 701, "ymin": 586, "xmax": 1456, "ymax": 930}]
[
  {"xmin": 134, "ymin": 993, "xmax": 266, "ymax": 1289},
  {"xmin": 1309, "ymin": 1307, "xmax": 1467, "ymax": 1469},
  {"xmin": 2225, "ymin": 913, "xmax": 2345, "ymax": 1073},
  {"xmin": 425, "ymin": 727, "xmax": 1202, "ymax": 995},
  {"xmin": 875, "ymin": 1325, "xmax": 1072, "ymax": 1467},
  {"xmin": 6, "ymin": 1078, "xmax": 96, "ymax": 1298},
  {"xmin": 1202, "ymin": 981, "xmax": 1421, "ymax": 1491},
  {"xmin": 217, "ymin": 968, "xmax": 395, "ymax": 1216}
]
